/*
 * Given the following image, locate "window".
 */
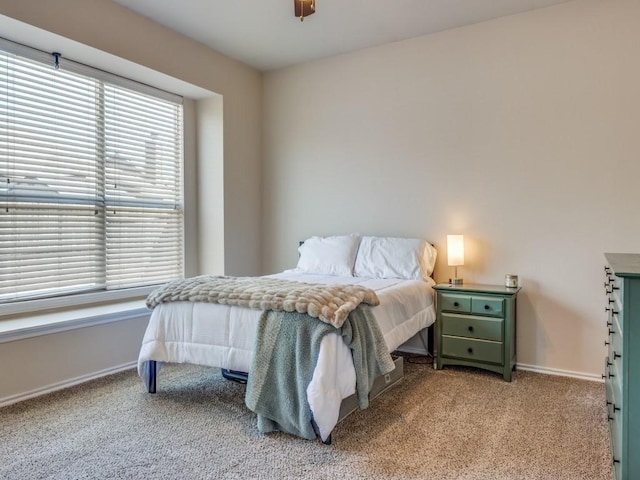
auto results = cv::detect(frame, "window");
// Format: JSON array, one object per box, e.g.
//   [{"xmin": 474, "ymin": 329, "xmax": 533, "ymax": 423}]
[{"xmin": 0, "ymin": 41, "xmax": 184, "ymax": 304}]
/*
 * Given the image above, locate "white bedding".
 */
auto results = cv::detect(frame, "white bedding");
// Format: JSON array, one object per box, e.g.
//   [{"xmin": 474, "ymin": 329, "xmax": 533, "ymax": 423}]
[{"xmin": 137, "ymin": 271, "xmax": 436, "ymax": 440}]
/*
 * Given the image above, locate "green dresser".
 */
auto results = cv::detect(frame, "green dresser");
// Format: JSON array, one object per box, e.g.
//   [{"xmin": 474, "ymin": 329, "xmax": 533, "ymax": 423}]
[
  {"xmin": 604, "ymin": 253, "xmax": 640, "ymax": 480},
  {"xmin": 434, "ymin": 283, "xmax": 520, "ymax": 381}
]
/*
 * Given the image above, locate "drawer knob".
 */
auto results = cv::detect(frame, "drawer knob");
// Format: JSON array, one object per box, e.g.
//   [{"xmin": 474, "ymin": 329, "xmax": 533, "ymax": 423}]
[
  {"xmin": 612, "ymin": 310, "xmax": 619, "ymax": 315},
  {"xmin": 613, "ymin": 459, "xmax": 620, "ymax": 465},
  {"xmin": 607, "ymin": 360, "xmax": 613, "ymax": 367},
  {"xmin": 605, "ymin": 307, "xmax": 611, "ymax": 312},
  {"xmin": 484, "ymin": 304, "xmax": 490, "ymax": 310},
  {"xmin": 609, "ymin": 329, "xmax": 615, "ymax": 335},
  {"xmin": 614, "ymin": 352, "xmax": 621, "ymax": 359},
  {"xmin": 609, "ymin": 372, "xmax": 615, "ymax": 378},
  {"xmin": 613, "ymin": 404, "xmax": 620, "ymax": 412},
  {"xmin": 468, "ymin": 326, "xmax": 474, "ymax": 332},
  {"xmin": 453, "ymin": 302, "xmax": 459, "ymax": 307},
  {"xmin": 604, "ymin": 340, "xmax": 610, "ymax": 346},
  {"xmin": 608, "ymin": 298, "xmax": 614, "ymax": 304},
  {"xmin": 467, "ymin": 347, "xmax": 473, "ymax": 354},
  {"xmin": 606, "ymin": 321, "xmax": 612, "ymax": 327},
  {"xmin": 608, "ymin": 416, "xmax": 614, "ymax": 421}
]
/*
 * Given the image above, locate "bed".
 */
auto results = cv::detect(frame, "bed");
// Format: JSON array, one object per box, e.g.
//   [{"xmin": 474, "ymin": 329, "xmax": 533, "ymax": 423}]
[{"xmin": 137, "ymin": 235, "xmax": 437, "ymax": 443}]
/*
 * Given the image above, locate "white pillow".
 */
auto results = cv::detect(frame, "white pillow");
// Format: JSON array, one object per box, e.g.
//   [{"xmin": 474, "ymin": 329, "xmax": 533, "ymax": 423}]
[
  {"xmin": 353, "ymin": 236, "xmax": 437, "ymax": 280},
  {"xmin": 296, "ymin": 234, "xmax": 361, "ymax": 276}
]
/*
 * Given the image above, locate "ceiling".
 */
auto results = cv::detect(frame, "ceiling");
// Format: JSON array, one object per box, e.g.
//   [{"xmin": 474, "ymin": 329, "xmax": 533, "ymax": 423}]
[{"xmin": 112, "ymin": 0, "xmax": 573, "ymax": 72}]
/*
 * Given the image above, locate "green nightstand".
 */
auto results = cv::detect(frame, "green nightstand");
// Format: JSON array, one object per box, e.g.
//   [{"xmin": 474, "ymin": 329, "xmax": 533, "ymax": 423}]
[{"xmin": 434, "ymin": 283, "xmax": 520, "ymax": 382}]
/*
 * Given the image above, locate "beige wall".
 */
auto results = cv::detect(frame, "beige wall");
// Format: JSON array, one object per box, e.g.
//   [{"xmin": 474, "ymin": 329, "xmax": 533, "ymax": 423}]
[
  {"xmin": 263, "ymin": 0, "xmax": 640, "ymax": 377},
  {"xmin": 0, "ymin": 315, "xmax": 150, "ymax": 404}
]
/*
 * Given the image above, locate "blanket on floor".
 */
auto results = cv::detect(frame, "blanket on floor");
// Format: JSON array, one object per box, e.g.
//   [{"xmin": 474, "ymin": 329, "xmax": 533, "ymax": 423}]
[
  {"xmin": 244, "ymin": 306, "xmax": 395, "ymax": 440},
  {"xmin": 146, "ymin": 275, "xmax": 379, "ymax": 328}
]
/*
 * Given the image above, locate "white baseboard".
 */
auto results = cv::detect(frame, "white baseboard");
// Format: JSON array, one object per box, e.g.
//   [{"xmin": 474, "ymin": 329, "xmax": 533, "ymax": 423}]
[
  {"xmin": 0, "ymin": 359, "xmax": 602, "ymax": 409},
  {"xmin": 0, "ymin": 361, "xmax": 137, "ymax": 408},
  {"xmin": 516, "ymin": 362, "xmax": 603, "ymax": 382}
]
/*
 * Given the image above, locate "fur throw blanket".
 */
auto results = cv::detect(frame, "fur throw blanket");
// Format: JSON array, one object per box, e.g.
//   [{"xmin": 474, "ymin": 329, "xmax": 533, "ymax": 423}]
[{"xmin": 146, "ymin": 275, "xmax": 380, "ymax": 328}]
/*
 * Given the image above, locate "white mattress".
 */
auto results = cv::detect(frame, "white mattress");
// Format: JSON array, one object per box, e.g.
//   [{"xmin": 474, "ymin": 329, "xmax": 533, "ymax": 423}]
[{"xmin": 138, "ymin": 272, "xmax": 435, "ymax": 440}]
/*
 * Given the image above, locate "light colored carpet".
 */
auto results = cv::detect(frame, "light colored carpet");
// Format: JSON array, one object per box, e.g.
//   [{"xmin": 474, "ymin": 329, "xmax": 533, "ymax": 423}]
[{"xmin": 0, "ymin": 355, "xmax": 611, "ymax": 480}]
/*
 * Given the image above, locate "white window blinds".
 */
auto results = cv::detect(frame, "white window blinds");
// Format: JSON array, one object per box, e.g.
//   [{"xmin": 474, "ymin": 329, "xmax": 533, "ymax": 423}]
[{"xmin": 0, "ymin": 42, "xmax": 184, "ymax": 303}]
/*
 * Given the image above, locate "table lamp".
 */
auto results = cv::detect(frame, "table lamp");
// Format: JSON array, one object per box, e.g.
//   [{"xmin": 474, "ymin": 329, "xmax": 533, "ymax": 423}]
[{"xmin": 447, "ymin": 234, "xmax": 464, "ymax": 285}]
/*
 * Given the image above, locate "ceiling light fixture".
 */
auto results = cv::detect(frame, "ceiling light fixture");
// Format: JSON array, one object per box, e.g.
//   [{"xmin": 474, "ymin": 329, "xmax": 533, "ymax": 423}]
[{"xmin": 294, "ymin": 0, "xmax": 315, "ymax": 22}]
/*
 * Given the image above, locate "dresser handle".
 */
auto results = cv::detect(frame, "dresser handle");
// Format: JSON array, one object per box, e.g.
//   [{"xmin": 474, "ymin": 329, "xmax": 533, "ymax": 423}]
[
  {"xmin": 604, "ymin": 340, "xmax": 610, "ymax": 346},
  {"xmin": 605, "ymin": 307, "xmax": 611, "ymax": 312},
  {"xmin": 612, "ymin": 310, "xmax": 619, "ymax": 315},
  {"xmin": 608, "ymin": 329, "xmax": 615, "ymax": 335},
  {"xmin": 614, "ymin": 352, "xmax": 621, "ymax": 359},
  {"xmin": 612, "ymin": 286, "xmax": 620, "ymax": 291},
  {"xmin": 606, "ymin": 400, "xmax": 612, "ymax": 406},
  {"xmin": 607, "ymin": 360, "xmax": 613, "ymax": 367},
  {"xmin": 453, "ymin": 302, "xmax": 459, "ymax": 307},
  {"xmin": 484, "ymin": 305, "xmax": 490, "ymax": 310},
  {"xmin": 606, "ymin": 321, "xmax": 612, "ymax": 327},
  {"xmin": 609, "ymin": 372, "xmax": 615, "ymax": 378},
  {"xmin": 608, "ymin": 416, "xmax": 614, "ymax": 421},
  {"xmin": 608, "ymin": 298, "xmax": 614, "ymax": 304},
  {"xmin": 468, "ymin": 326, "xmax": 474, "ymax": 332},
  {"xmin": 613, "ymin": 459, "xmax": 620, "ymax": 465},
  {"xmin": 467, "ymin": 348, "xmax": 473, "ymax": 354},
  {"xmin": 613, "ymin": 404, "xmax": 620, "ymax": 412},
  {"xmin": 602, "ymin": 374, "xmax": 606, "ymax": 380}
]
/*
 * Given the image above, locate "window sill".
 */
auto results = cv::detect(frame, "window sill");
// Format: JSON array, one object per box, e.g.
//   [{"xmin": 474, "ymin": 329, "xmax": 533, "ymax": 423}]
[
  {"xmin": 0, "ymin": 299, "xmax": 150, "ymax": 344},
  {"xmin": 1, "ymin": 286, "xmax": 156, "ymax": 317}
]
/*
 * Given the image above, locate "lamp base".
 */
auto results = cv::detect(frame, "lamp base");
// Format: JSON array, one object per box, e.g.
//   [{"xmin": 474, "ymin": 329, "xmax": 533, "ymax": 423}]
[{"xmin": 450, "ymin": 278, "xmax": 463, "ymax": 286}]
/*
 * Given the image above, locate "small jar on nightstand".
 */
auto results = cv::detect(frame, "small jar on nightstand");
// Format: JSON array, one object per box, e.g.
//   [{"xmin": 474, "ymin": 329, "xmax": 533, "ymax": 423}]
[{"xmin": 433, "ymin": 283, "xmax": 521, "ymax": 382}]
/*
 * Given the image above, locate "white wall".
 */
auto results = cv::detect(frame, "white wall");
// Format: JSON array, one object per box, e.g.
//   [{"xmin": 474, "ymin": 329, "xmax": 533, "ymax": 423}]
[{"xmin": 262, "ymin": 0, "xmax": 640, "ymax": 377}]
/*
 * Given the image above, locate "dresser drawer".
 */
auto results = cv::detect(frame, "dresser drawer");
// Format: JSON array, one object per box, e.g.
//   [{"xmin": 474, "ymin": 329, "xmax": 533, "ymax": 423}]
[
  {"xmin": 608, "ymin": 277, "xmax": 623, "ymax": 328},
  {"xmin": 608, "ymin": 325, "xmax": 623, "ymax": 371},
  {"xmin": 441, "ymin": 313, "xmax": 503, "ymax": 342},
  {"xmin": 439, "ymin": 294, "xmax": 471, "ymax": 313},
  {"xmin": 608, "ymin": 314, "xmax": 623, "ymax": 355},
  {"xmin": 470, "ymin": 296, "xmax": 504, "ymax": 317},
  {"xmin": 610, "ymin": 361, "xmax": 623, "ymax": 411},
  {"xmin": 441, "ymin": 336, "xmax": 503, "ymax": 365},
  {"xmin": 609, "ymin": 403, "xmax": 623, "ymax": 475}
]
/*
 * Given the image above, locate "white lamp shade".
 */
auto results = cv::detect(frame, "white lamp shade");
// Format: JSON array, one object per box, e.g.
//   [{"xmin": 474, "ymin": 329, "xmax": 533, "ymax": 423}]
[{"xmin": 447, "ymin": 235, "xmax": 465, "ymax": 267}]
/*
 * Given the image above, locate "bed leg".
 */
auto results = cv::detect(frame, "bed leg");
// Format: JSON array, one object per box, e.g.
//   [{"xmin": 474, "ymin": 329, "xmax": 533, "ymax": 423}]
[{"xmin": 147, "ymin": 360, "xmax": 157, "ymax": 394}]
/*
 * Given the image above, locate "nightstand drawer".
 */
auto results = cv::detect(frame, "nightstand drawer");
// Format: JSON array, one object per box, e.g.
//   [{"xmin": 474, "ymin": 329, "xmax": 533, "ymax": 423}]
[
  {"xmin": 439, "ymin": 294, "xmax": 471, "ymax": 313},
  {"xmin": 471, "ymin": 297, "xmax": 504, "ymax": 317},
  {"xmin": 440, "ymin": 313, "xmax": 503, "ymax": 342},
  {"xmin": 441, "ymin": 336, "xmax": 503, "ymax": 365}
]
